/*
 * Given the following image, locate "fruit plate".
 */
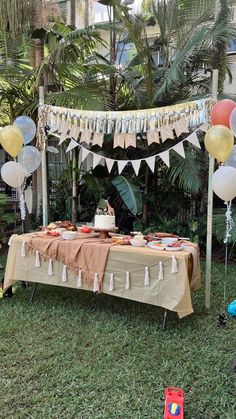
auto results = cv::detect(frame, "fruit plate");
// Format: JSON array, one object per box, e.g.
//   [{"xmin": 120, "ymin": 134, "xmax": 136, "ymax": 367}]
[
  {"xmin": 165, "ymin": 245, "xmax": 185, "ymax": 251},
  {"xmin": 148, "ymin": 241, "xmax": 166, "ymax": 250}
]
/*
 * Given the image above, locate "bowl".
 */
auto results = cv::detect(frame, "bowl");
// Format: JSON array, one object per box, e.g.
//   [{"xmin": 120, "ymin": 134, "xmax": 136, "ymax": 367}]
[
  {"xmin": 161, "ymin": 237, "xmax": 178, "ymax": 245},
  {"xmin": 130, "ymin": 239, "xmax": 147, "ymax": 247},
  {"xmin": 62, "ymin": 231, "xmax": 77, "ymax": 240}
]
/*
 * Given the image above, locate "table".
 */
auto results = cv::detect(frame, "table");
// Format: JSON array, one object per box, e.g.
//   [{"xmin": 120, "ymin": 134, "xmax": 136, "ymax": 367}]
[{"xmin": 4, "ymin": 234, "xmax": 201, "ymax": 320}]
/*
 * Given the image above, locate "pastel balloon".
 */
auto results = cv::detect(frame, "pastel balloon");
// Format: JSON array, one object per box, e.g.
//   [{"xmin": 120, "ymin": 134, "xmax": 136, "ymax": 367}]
[
  {"xmin": 18, "ymin": 146, "xmax": 41, "ymax": 173},
  {"xmin": 0, "ymin": 125, "xmax": 24, "ymax": 158},
  {"xmin": 225, "ymin": 145, "xmax": 236, "ymax": 168},
  {"xmin": 229, "ymin": 107, "xmax": 236, "ymax": 136},
  {"xmin": 211, "ymin": 99, "xmax": 236, "ymax": 127},
  {"xmin": 212, "ymin": 166, "xmax": 236, "ymax": 202},
  {"xmin": 1, "ymin": 161, "xmax": 27, "ymax": 188},
  {"xmin": 204, "ymin": 125, "xmax": 234, "ymax": 162},
  {"xmin": 13, "ymin": 116, "xmax": 36, "ymax": 145}
]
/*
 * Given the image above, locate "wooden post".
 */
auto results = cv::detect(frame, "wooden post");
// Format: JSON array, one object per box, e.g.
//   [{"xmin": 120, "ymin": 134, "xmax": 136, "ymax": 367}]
[
  {"xmin": 72, "ymin": 147, "xmax": 78, "ymax": 224},
  {"xmin": 39, "ymin": 86, "xmax": 48, "ymax": 227},
  {"xmin": 205, "ymin": 69, "xmax": 218, "ymax": 309}
]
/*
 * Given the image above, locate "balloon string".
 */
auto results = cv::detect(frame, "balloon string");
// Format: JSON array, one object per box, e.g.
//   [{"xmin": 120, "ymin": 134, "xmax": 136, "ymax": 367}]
[
  {"xmin": 224, "ymin": 200, "xmax": 234, "ymax": 244},
  {"xmin": 224, "ymin": 242, "xmax": 228, "ymax": 303}
]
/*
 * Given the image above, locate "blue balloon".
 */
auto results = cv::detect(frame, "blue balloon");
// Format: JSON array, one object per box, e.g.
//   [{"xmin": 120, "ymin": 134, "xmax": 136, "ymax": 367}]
[
  {"xmin": 13, "ymin": 116, "xmax": 36, "ymax": 145},
  {"xmin": 227, "ymin": 300, "xmax": 236, "ymax": 317}
]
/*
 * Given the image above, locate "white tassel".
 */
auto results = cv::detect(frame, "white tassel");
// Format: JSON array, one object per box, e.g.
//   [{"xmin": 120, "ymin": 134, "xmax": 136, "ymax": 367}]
[
  {"xmin": 144, "ymin": 266, "xmax": 150, "ymax": 286},
  {"xmin": 77, "ymin": 270, "xmax": 83, "ymax": 288},
  {"xmin": 109, "ymin": 273, "xmax": 114, "ymax": 292},
  {"xmin": 125, "ymin": 271, "xmax": 130, "ymax": 290},
  {"xmin": 93, "ymin": 272, "xmax": 99, "ymax": 293},
  {"xmin": 21, "ymin": 241, "xmax": 26, "ymax": 257},
  {"xmin": 48, "ymin": 259, "xmax": 53, "ymax": 276},
  {"xmin": 35, "ymin": 250, "xmax": 41, "ymax": 267},
  {"xmin": 62, "ymin": 265, "xmax": 67, "ymax": 282},
  {"xmin": 171, "ymin": 255, "xmax": 178, "ymax": 273},
  {"xmin": 158, "ymin": 261, "xmax": 164, "ymax": 280}
]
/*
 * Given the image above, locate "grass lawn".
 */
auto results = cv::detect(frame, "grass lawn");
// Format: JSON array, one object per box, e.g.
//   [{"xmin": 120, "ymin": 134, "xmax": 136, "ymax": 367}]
[{"xmin": 0, "ymin": 260, "xmax": 235, "ymax": 419}]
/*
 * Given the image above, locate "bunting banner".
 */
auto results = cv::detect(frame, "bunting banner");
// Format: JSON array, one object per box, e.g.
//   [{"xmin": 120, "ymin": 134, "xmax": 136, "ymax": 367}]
[
  {"xmin": 38, "ymin": 97, "xmax": 214, "ymax": 150},
  {"xmin": 67, "ymin": 124, "xmax": 207, "ymax": 176}
]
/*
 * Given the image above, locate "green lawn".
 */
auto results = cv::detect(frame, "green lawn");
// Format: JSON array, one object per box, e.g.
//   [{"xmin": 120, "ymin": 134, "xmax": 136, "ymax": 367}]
[{"xmin": 0, "ymin": 261, "xmax": 235, "ymax": 419}]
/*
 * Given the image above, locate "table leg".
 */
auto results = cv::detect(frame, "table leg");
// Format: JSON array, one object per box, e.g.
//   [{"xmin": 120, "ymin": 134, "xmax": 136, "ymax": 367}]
[
  {"xmin": 29, "ymin": 283, "xmax": 39, "ymax": 303},
  {"xmin": 162, "ymin": 309, "xmax": 168, "ymax": 330}
]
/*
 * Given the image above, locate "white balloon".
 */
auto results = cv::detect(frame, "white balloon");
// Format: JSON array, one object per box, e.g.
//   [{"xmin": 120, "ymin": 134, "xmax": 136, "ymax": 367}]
[
  {"xmin": 212, "ymin": 166, "xmax": 236, "ymax": 202},
  {"xmin": 18, "ymin": 146, "xmax": 41, "ymax": 173},
  {"xmin": 225, "ymin": 145, "xmax": 236, "ymax": 169},
  {"xmin": 1, "ymin": 161, "xmax": 27, "ymax": 188}
]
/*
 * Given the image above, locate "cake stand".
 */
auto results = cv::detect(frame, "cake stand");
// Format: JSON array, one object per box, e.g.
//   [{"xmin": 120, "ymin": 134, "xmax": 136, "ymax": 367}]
[{"xmin": 92, "ymin": 227, "xmax": 118, "ymax": 239}]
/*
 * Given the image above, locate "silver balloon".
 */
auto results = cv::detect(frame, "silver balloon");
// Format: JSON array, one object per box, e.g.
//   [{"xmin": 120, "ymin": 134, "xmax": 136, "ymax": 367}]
[
  {"xmin": 226, "ymin": 145, "xmax": 236, "ymax": 169},
  {"xmin": 13, "ymin": 116, "xmax": 36, "ymax": 145},
  {"xmin": 18, "ymin": 146, "xmax": 41, "ymax": 174}
]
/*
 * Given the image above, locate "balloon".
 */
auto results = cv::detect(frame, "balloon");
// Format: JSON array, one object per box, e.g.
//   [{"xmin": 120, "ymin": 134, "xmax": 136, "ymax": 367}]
[
  {"xmin": 0, "ymin": 125, "xmax": 24, "ymax": 158},
  {"xmin": 212, "ymin": 166, "xmax": 236, "ymax": 202},
  {"xmin": 229, "ymin": 107, "xmax": 236, "ymax": 136},
  {"xmin": 1, "ymin": 161, "xmax": 27, "ymax": 188},
  {"xmin": 204, "ymin": 125, "xmax": 234, "ymax": 162},
  {"xmin": 211, "ymin": 99, "xmax": 236, "ymax": 127},
  {"xmin": 13, "ymin": 116, "xmax": 36, "ymax": 145},
  {"xmin": 225, "ymin": 145, "xmax": 236, "ymax": 168},
  {"xmin": 18, "ymin": 146, "xmax": 41, "ymax": 173}
]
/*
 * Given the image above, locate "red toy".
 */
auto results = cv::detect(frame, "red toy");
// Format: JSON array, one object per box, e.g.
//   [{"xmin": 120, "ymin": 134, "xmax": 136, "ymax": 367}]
[{"xmin": 164, "ymin": 387, "xmax": 184, "ymax": 419}]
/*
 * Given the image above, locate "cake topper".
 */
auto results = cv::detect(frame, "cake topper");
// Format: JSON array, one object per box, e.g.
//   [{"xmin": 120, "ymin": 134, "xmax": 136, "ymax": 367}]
[{"xmin": 97, "ymin": 198, "xmax": 115, "ymax": 216}]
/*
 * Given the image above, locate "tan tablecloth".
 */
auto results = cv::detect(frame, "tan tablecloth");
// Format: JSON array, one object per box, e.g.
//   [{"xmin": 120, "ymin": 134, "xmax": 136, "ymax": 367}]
[{"xmin": 4, "ymin": 234, "xmax": 201, "ymax": 318}]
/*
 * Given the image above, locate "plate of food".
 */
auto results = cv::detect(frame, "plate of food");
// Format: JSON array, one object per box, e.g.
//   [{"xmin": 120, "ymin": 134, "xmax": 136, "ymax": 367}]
[
  {"xmin": 148, "ymin": 241, "xmax": 166, "ymax": 250},
  {"xmin": 165, "ymin": 242, "xmax": 184, "ymax": 251}
]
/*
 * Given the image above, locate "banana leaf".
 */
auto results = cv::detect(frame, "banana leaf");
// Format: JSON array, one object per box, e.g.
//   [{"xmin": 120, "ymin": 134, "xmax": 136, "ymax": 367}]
[{"xmin": 111, "ymin": 175, "xmax": 143, "ymax": 215}]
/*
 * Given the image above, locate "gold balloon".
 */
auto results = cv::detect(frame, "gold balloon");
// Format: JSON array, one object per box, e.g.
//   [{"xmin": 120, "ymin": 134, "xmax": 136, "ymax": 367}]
[
  {"xmin": 204, "ymin": 125, "xmax": 234, "ymax": 162},
  {"xmin": 0, "ymin": 125, "xmax": 24, "ymax": 158}
]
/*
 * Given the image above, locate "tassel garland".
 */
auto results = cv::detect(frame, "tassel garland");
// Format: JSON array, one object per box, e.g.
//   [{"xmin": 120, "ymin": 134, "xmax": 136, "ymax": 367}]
[
  {"xmin": 158, "ymin": 261, "xmax": 164, "ymax": 280},
  {"xmin": 93, "ymin": 272, "xmax": 99, "ymax": 293},
  {"xmin": 109, "ymin": 273, "xmax": 114, "ymax": 292},
  {"xmin": 77, "ymin": 270, "xmax": 83, "ymax": 288},
  {"xmin": 62, "ymin": 265, "xmax": 67, "ymax": 282},
  {"xmin": 144, "ymin": 266, "xmax": 150, "ymax": 286},
  {"xmin": 125, "ymin": 271, "xmax": 130, "ymax": 290},
  {"xmin": 171, "ymin": 256, "xmax": 178, "ymax": 273},
  {"xmin": 48, "ymin": 259, "xmax": 53, "ymax": 276},
  {"xmin": 35, "ymin": 251, "xmax": 41, "ymax": 267},
  {"xmin": 21, "ymin": 241, "xmax": 26, "ymax": 257}
]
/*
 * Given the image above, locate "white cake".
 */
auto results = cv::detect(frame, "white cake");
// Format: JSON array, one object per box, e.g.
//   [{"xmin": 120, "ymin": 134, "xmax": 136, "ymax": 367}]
[{"xmin": 94, "ymin": 214, "xmax": 116, "ymax": 230}]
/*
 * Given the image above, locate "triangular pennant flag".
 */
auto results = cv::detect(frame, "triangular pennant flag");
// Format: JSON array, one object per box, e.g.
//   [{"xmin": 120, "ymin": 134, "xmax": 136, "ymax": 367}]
[
  {"xmin": 160, "ymin": 124, "xmax": 174, "ymax": 141},
  {"xmin": 147, "ymin": 130, "xmax": 159, "ymax": 146},
  {"xmin": 114, "ymin": 133, "xmax": 125, "ymax": 148},
  {"xmin": 93, "ymin": 132, "xmax": 104, "ymax": 147},
  {"xmin": 81, "ymin": 147, "xmax": 90, "ymax": 162},
  {"xmin": 80, "ymin": 129, "xmax": 91, "ymax": 144},
  {"xmin": 199, "ymin": 122, "xmax": 209, "ymax": 132},
  {"xmin": 159, "ymin": 150, "xmax": 170, "ymax": 167},
  {"xmin": 106, "ymin": 158, "xmax": 115, "ymax": 173},
  {"xmin": 57, "ymin": 121, "xmax": 69, "ymax": 134},
  {"xmin": 132, "ymin": 159, "xmax": 141, "ymax": 176},
  {"xmin": 93, "ymin": 153, "xmax": 103, "ymax": 169},
  {"xmin": 172, "ymin": 142, "xmax": 185, "ymax": 158},
  {"xmin": 118, "ymin": 160, "xmax": 128, "ymax": 174},
  {"xmin": 174, "ymin": 119, "xmax": 189, "ymax": 137},
  {"xmin": 187, "ymin": 132, "xmax": 201, "ymax": 149},
  {"xmin": 145, "ymin": 156, "xmax": 156, "ymax": 173},
  {"xmin": 69, "ymin": 125, "xmax": 80, "ymax": 141},
  {"xmin": 66, "ymin": 139, "xmax": 79, "ymax": 153},
  {"xmin": 47, "ymin": 126, "xmax": 59, "ymax": 136},
  {"xmin": 125, "ymin": 133, "xmax": 136, "ymax": 148}
]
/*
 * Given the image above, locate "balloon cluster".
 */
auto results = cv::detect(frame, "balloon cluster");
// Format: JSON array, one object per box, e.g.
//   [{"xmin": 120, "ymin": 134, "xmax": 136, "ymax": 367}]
[
  {"xmin": 0, "ymin": 116, "xmax": 40, "ymax": 188},
  {"xmin": 205, "ymin": 99, "xmax": 236, "ymax": 202}
]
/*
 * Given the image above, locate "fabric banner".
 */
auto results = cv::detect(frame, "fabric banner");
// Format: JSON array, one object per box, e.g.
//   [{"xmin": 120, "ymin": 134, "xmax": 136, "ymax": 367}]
[
  {"xmin": 125, "ymin": 133, "xmax": 136, "ymax": 148},
  {"xmin": 93, "ymin": 132, "xmax": 104, "ymax": 147},
  {"xmin": 114, "ymin": 133, "xmax": 125, "ymax": 148},
  {"xmin": 172, "ymin": 142, "xmax": 185, "ymax": 158},
  {"xmin": 147, "ymin": 130, "xmax": 159, "ymax": 146},
  {"xmin": 118, "ymin": 160, "xmax": 128, "ymax": 174},
  {"xmin": 80, "ymin": 129, "xmax": 91, "ymax": 144},
  {"xmin": 187, "ymin": 132, "xmax": 201, "ymax": 149},
  {"xmin": 106, "ymin": 158, "xmax": 115, "ymax": 173},
  {"xmin": 132, "ymin": 159, "xmax": 142, "ymax": 176},
  {"xmin": 81, "ymin": 147, "xmax": 90, "ymax": 162},
  {"xmin": 66, "ymin": 139, "xmax": 79, "ymax": 153},
  {"xmin": 145, "ymin": 156, "xmax": 156, "ymax": 173},
  {"xmin": 159, "ymin": 150, "xmax": 170, "ymax": 167},
  {"xmin": 93, "ymin": 153, "xmax": 103, "ymax": 169}
]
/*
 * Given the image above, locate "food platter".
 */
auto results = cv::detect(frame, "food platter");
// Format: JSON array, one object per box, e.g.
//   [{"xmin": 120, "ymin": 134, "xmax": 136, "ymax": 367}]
[
  {"xmin": 148, "ymin": 241, "xmax": 166, "ymax": 250},
  {"xmin": 165, "ymin": 245, "xmax": 185, "ymax": 251}
]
